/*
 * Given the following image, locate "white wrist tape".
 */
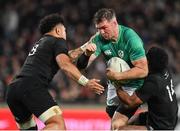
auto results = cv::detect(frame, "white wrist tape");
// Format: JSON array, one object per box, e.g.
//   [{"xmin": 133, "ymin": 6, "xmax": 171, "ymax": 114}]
[
  {"xmin": 80, "ymin": 42, "xmax": 89, "ymax": 52},
  {"xmin": 78, "ymin": 75, "xmax": 89, "ymax": 86}
]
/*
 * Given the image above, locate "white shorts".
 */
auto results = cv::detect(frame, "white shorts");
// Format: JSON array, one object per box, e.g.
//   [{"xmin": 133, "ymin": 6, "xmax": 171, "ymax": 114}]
[{"xmin": 106, "ymin": 82, "xmax": 136, "ymax": 106}]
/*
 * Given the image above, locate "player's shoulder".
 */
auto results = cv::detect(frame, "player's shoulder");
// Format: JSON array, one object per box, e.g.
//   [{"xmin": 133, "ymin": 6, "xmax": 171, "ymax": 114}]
[
  {"xmin": 146, "ymin": 73, "xmax": 158, "ymax": 81},
  {"xmin": 120, "ymin": 25, "xmax": 140, "ymax": 39},
  {"xmin": 146, "ymin": 71, "xmax": 169, "ymax": 85},
  {"xmin": 120, "ymin": 25, "xmax": 134, "ymax": 34},
  {"xmin": 38, "ymin": 35, "xmax": 56, "ymax": 46},
  {"xmin": 43, "ymin": 35, "xmax": 66, "ymax": 45},
  {"xmin": 43, "ymin": 34, "xmax": 56, "ymax": 41}
]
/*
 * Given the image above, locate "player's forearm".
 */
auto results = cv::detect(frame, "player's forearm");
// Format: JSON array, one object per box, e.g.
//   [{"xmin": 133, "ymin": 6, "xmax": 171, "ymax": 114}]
[
  {"xmin": 68, "ymin": 47, "xmax": 84, "ymax": 62},
  {"xmin": 116, "ymin": 66, "xmax": 148, "ymax": 81},
  {"xmin": 116, "ymin": 89, "xmax": 140, "ymax": 108},
  {"xmin": 68, "ymin": 41, "xmax": 90, "ymax": 62},
  {"xmin": 56, "ymin": 54, "xmax": 89, "ymax": 85},
  {"xmin": 115, "ymin": 57, "xmax": 148, "ymax": 80},
  {"xmin": 60, "ymin": 61, "xmax": 83, "ymax": 81}
]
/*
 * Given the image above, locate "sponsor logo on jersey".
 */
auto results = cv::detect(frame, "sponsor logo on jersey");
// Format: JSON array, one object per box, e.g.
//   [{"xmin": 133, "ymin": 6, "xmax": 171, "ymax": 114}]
[
  {"xmin": 104, "ymin": 50, "xmax": 112, "ymax": 56},
  {"xmin": 118, "ymin": 50, "xmax": 124, "ymax": 58}
]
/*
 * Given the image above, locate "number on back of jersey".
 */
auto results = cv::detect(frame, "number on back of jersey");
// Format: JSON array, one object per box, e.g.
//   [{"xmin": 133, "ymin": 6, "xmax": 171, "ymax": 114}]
[
  {"xmin": 166, "ymin": 79, "xmax": 175, "ymax": 102},
  {"xmin": 28, "ymin": 44, "xmax": 39, "ymax": 56}
]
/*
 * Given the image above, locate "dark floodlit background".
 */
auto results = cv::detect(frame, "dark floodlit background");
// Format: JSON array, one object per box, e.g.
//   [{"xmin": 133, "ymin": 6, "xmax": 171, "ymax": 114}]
[{"xmin": 0, "ymin": 0, "xmax": 179, "ymax": 130}]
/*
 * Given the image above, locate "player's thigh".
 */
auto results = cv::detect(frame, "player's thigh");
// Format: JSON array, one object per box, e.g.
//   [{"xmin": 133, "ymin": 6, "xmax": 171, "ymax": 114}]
[
  {"xmin": 20, "ymin": 81, "xmax": 60, "ymax": 123},
  {"xmin": 6, "ymin": 81, "xmax": 32, "ymax": 123}
]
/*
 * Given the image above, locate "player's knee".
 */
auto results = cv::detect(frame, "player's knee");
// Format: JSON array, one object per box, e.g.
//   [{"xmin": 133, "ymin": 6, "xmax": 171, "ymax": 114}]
[
  {"xmin": 111, "ymin": 118, "xmax": 127, "ymax": 130},
  {"xmin": 44, "ymin": 115, "xmax": 66, "ymax": 130},
  {"xmin": 111, "ymin": 112, "xmax": 129, "ymax": 130},
  {"xmin": 39, "ymin": 106, "xmax": 66, "ymax": 130}
]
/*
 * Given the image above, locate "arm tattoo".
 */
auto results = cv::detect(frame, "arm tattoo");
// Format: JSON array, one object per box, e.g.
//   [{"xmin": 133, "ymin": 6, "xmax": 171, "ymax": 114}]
[{"xmin": 68, "ymin": 48, "xmax": 84, "ymax": 62}]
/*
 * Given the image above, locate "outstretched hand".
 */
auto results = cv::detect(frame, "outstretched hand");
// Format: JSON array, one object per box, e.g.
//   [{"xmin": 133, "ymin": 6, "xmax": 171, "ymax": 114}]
[{"xmin": 85, "ymin": 79, "xmax": 104, "ymax": 95}]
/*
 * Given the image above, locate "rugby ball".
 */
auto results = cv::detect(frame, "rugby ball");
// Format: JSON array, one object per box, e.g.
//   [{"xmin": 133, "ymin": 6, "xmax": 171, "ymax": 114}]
[{"xmin": 107, "ymin": 57, "xmax": 130, "ymax": 85}]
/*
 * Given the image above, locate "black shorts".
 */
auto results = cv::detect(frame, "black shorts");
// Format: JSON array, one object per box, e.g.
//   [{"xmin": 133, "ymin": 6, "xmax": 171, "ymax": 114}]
[
  {"xmin": 106, "ymin": 104, "xmax": 138, "ymax": 119},
  {"xmin": 116, "ymin": 104, "xmax": 138, "ymax": 119},
  {"xmin": 106, "ymin": 106, "xmax": 118, "ymax": 118},
  {"xmin": 138, "ymin": 112, "xmax": 153, "ymax": 130},
  {"xmin": 6, "ymin": 76, "xmax": 57, "ymax": 123}
]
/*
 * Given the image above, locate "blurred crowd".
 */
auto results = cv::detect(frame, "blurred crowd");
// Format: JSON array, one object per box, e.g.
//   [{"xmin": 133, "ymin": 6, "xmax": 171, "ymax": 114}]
[{"xmin": 0, "ymin": 0, "xmax": 179, "ymax": 104}]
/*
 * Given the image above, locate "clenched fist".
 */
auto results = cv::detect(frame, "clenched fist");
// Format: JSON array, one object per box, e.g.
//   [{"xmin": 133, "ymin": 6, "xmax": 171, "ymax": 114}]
[{"xmin": 85, "ymin": 43, "xmax": 97, "ymax": 56}]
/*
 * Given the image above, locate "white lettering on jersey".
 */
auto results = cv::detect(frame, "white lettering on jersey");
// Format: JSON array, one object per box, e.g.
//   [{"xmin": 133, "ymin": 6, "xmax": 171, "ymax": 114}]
[
  {"xmin": 166, "ymin": 79, "xmax": 175, "ymax": 102},
  {"xmin": 104, "ymin": 50, "xmax": 112, "ymax": 56},
  {"xmin": 28, "ymin": 44, "xmax": 39, "ymax": 56}
]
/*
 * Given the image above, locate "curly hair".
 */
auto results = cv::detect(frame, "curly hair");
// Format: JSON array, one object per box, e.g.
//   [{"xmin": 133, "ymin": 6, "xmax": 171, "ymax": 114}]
[
  {"xmin": 146, "ymin": 47, "xmax": 168, "ymax": 73},
  {"xmin": 39, "ymin": 13, "xmax": 64, "ymax": 35}
]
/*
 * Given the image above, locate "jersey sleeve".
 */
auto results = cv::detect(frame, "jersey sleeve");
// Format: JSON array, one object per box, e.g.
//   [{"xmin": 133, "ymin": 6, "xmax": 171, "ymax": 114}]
[
  {"xmin": 135, "ymin": 78, "xmax": 157, "ymax": 102},
  {"xmin": 126, "ymin": 29, "xmax": 146, "ymax": 61},
  {"xmin": 54, "ymin": 38, "xmax": 69, "ymax": 57},
  {"xmin": 91, "ymin": 34, "xmax": 102, "ymax": 57}
]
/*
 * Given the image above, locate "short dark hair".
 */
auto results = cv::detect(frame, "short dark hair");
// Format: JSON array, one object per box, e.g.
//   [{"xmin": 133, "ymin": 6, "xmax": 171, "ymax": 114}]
[
  {"xmin": 146, "ymin": 47, "xmax": 168, "ymax": 73},
  {"xmin": 39, "ymin": 13, "xmax": 64, "ymax": 35},
  {"xmin": 93, "ymin": 8, "xmax": 116, "ymax": 24}
]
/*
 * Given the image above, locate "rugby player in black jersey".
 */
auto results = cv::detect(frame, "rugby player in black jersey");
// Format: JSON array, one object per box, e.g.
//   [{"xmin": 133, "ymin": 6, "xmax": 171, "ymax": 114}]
[
  {"xmin": 107, "ymin": 47, "xmax": 178, "ymax": 130},
  {"xmin": 6, "ymin": 13, "xmax": 104, "ymax": 130}
]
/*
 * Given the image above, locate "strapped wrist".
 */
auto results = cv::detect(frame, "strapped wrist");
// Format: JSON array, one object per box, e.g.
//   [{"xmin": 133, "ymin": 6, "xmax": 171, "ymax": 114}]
[
  {"xmin": 78, "ymin": 75, "xmax": 89, "ymax": 86},
  {"xmin": 80, "ymin": 42, "xmax": 89, "ymax": 52}
]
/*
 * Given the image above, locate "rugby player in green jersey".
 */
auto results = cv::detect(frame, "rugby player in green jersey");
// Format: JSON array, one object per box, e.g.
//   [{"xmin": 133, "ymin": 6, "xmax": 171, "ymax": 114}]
[{"xmin": 69, "ymin": 8, "xmax": 148, "ymax": 129}]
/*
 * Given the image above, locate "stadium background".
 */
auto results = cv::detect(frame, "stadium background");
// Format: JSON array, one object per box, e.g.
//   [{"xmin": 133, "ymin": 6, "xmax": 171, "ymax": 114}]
[{"xmin": 0, "ymin": 0, "xmax": 179, "ymax": 130}]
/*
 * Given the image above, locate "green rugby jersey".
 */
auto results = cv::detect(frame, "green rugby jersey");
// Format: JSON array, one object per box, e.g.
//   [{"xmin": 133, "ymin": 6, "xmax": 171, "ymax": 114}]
[{"xmin": 91, "ymin": 25, "xmax": 145, "ymax": 89}]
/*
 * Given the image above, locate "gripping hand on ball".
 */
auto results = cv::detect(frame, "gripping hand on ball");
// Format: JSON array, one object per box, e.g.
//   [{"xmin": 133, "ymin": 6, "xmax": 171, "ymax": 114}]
[{"xmin": 106, "ymin": 68, "xmax": 119, "ymax": 80}]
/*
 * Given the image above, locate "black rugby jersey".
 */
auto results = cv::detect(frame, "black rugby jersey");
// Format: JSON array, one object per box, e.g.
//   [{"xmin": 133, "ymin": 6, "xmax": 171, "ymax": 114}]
[
  {"xmin": 17, "ymin": 35, "xmax": 68, "ymax": 84},
  {"xmin": 136, "ymin": 70, "xmax": 178, "ymax": 130}
]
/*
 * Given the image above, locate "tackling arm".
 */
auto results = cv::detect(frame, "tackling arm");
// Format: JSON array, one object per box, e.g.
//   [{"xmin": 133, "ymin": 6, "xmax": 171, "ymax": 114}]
[
  {"xmin": 56, "ymin": 54, "xmax": 83, "ymax": 81},
  {"xmin": 116, "ymin": 88, "xmax": 143, "ymax": 108},
  {"xmin": 116, "ymin": 78, "xmax": 156, "ymax": 108},
  {"xmin": 68, "ymin": 33, "xmax": 98, "ymax": 62},
  {"xmin": 56, "ymin": 53, "xmax": 104, "ymax": 94},
  {"xmin": 68, "ymin": 47, "xmax": 84, "ymax": 62}
]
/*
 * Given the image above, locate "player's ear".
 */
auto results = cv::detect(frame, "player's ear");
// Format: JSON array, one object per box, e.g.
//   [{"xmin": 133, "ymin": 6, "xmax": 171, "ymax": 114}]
[
  {"xmin": 55, "ymin": 26, "xmax": 61, "ymax": 35},
  {"xmin": 111, "ymin": 18, "xmax": 117, "ymax": 26},
  {"xmin": 113, "ymin": 20, "xmax": 117, "ymax": 26},
  {"xmin": 55, "ymin": 25, "xmax": 66, "ymax": 40}
]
